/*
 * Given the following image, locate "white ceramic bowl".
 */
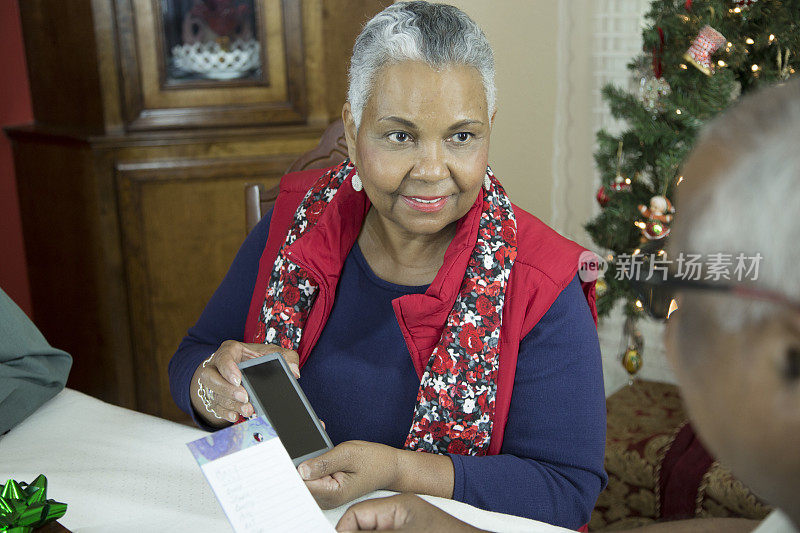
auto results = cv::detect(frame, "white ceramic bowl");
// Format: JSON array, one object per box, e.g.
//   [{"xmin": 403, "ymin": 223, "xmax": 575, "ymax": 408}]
[{"xmin": 171, "ymin": 39, "xmax": 260, "ymax": 80}]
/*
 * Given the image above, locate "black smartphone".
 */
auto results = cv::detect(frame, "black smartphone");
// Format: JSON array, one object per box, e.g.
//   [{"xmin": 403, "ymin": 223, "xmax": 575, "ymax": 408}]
[{"xmin": 238, "ymin": 353, "xmax": 333, "ymax": 466}]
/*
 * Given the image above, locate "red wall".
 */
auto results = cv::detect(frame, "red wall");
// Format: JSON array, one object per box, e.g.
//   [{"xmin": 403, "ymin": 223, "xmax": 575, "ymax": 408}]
[{"xmin": 0, "ymin": 0, "xmax": 33, "ymax": 315}]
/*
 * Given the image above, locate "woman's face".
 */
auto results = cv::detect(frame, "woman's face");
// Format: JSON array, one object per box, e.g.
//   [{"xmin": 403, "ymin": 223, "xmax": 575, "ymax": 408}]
[{"xmin": 343, "ymin": 61, "xmax": 493, "ymax": 239}]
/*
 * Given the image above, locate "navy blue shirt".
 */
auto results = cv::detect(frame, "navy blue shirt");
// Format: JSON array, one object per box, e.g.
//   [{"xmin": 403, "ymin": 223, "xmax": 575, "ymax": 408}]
[{"xmin": 169, "ymin": 210, "xmax": 607, "ymax": 529}]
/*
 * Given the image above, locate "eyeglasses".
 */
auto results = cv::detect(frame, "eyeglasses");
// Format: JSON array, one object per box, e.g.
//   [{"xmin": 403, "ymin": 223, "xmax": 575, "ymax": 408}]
[{"xmin": 629, "ymin": 271, "xmax": 800, "ymax": 321}]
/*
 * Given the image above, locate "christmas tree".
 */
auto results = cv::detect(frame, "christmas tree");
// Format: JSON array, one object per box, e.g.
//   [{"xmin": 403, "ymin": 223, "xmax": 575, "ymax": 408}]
[{"xmin": 586, "ymin": 0, "xmax": 799, "ymax": 375}]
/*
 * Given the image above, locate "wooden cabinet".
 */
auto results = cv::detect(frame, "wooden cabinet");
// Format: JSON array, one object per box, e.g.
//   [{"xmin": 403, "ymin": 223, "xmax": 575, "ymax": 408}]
[
  {"xmin": 7, "ymin": 0, "xmax": 390, "ymax": 422},
  {"xmin": 118, "ymin": 0, "xmax": 312, "ymax": 129}
]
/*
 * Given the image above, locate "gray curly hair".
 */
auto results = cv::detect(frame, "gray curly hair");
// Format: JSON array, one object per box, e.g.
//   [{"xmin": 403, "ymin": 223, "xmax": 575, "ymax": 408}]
[{"xmin": 347, "ymin": 1, "xmax": 496, "ymax": 128}]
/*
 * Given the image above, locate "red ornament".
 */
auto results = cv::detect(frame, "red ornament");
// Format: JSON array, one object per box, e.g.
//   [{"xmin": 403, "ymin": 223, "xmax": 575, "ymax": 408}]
[
  {"xmin": 596, "ymin": 186, "xmax": 610, "ymax": 207},
  {"xmin": 653, "ymin": 27, "xmax": 665, "ymax": 79},
  {"xmin": 642, "ymin": 220, "xmax": 671, "ymax": 240},
  {"xmin": 684, "ymin": 25, "xmax": 727, "ymax": 76}
]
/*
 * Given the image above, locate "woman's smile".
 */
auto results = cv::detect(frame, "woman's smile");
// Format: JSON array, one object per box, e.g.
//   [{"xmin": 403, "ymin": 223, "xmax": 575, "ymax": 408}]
[{"xmin": 401, "ymin": 195, "xmax": 450, "ymax": 212}]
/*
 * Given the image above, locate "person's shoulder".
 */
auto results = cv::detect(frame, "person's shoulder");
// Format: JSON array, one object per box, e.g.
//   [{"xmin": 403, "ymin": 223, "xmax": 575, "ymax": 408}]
[
  {"xmin": 278, "ymin": 166, "xmax": 334, "ymax": 194},
  {"xmin": 505, "ymin": 206, "xmax": 595, "ymax": 340},
  {"xmin": 270, "ymin": 166, "xmax": 337, "ymax": 223},
  {"xmin": 511, "ymin": 203, "xmax": 585, "ymax": 291}
]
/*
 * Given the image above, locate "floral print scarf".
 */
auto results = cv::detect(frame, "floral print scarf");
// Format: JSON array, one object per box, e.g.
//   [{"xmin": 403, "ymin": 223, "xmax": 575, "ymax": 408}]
[{"xmin": 254, "ymin": 159, "xmax": 517, "ymax": 456}]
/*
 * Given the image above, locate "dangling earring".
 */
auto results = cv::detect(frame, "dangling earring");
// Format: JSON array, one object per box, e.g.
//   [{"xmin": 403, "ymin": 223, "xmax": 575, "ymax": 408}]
[
  {"xmin": 484, "ymin": 174, "xmax": 491, "ymax": 190},
  {"xmin": 352, "ymin": 172, "xmax": 363, "ymax": 192}
]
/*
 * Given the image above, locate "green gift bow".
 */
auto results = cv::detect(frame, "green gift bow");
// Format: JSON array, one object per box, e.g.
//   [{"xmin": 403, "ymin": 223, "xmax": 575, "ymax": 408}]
[{"xmin": 0, "ymin": 475, "xmax": 67, "ymax": 532}]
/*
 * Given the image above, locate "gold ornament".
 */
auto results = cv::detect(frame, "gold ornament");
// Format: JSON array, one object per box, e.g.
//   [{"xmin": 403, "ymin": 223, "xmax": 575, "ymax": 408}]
[
  {"xmin": 622, "ymin": 347, "xmax": 643, "ymax": 375},
  {"xmin": 777, "ymin": 48, "xmax": 793, "ymax": 81},
  {"xmin": 610, "ymin": 141, "xmax": 632, "ymax": 191},
  {"xmin": 596, "ymin": 278, "xmax": 607, "ymax": 297}
]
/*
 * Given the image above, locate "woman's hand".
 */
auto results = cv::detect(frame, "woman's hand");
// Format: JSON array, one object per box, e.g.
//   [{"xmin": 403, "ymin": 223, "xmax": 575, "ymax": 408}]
[
  {"xmin": 335, "ymin": 494, "xmax": 485, "ymax": 532},
  {"xmin": 300, "ymin": 441, "xmax": 456, "ymax": 509},
  {"xmin": 298, "ymin": 441, "xmax": 400, "ymax": 509},
  {"xmin": 190, "ymin": 340, "xmax": 300, "ymax": 427}
]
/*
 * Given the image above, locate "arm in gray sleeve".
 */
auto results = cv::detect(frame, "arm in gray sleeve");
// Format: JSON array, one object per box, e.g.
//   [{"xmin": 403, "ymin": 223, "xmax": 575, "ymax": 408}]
[{"xmin": 0, "ymin": 288, "xmax": 72, "ymax": 434}]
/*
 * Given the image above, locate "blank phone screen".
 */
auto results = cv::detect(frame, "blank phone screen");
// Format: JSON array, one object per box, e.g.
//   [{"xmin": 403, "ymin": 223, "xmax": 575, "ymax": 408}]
[{"xmin": 241, "ymin": 359, "xmax": 327, "ymax": 460}]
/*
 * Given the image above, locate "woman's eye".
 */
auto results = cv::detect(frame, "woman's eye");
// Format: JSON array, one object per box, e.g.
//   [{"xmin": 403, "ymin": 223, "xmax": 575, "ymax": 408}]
[
  {"xmin": 388, "ymin": 132, "xmax": 410, "ymax": 143},
  {"xmin": 452, "ymin": 132, "xmax": 473, "ymax": 143}
]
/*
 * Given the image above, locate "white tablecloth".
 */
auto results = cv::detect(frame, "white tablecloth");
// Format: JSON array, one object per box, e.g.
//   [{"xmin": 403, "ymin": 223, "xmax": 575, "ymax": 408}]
[{"xmin": 0, "ymin": 389, "xmax": 570, "ymax": 532}]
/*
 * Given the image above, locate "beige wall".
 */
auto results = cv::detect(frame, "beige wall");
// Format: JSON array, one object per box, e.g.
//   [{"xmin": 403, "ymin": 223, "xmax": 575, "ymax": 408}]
[
  {"xmin": 423, "ymin": 1, "xmax": 597, "ymax": 243},
  {"xmin": 446, "ymin": 1, "xmax": 560, "ymax": 224}
]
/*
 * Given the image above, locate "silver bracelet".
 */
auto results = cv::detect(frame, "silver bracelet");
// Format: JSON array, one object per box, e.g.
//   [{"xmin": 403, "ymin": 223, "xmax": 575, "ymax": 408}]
[{"xmin": 196, "ymin": 351, "xmax": 222, "ymax": 419}]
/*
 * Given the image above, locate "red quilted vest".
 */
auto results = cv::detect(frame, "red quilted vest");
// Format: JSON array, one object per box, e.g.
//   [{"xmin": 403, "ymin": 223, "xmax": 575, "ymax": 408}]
[{"xmin": 244, "ymin": 166, "xmax": 598, "ymax": 455}]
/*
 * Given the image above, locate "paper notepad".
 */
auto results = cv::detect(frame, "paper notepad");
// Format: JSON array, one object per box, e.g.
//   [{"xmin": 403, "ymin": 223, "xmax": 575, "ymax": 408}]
[{"xmin": 187, "ymin": 416, "xmax": 334, "ymax": 533}]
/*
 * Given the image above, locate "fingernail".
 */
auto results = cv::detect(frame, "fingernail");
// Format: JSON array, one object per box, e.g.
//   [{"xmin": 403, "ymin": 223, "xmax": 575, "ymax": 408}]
[
  {"xmin": 289, "ymin": 363, "xmax": 300, "ymax": 378},
  {"xmin": 234, "ymin": 390, "xmax": 248, "ymax": 403},
  {"xmin": 231, "ymin": 375, "xmax": 241, "ymax": 386},
  {"xmin": 297, "ymin": 464, "xmax": 310, "ymax": 480},
  {"xmin": 228, "ymin": 412, "xmax": 237, "ymax": 422}
]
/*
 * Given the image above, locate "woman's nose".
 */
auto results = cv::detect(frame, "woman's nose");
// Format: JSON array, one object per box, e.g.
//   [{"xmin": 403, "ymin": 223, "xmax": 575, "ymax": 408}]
[{"xmin": 410, "ymin": 142, "xmax": 449, "ymax": 182}]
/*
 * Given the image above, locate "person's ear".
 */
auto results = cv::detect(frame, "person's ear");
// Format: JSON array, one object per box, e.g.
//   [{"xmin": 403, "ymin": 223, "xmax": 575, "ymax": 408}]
[
  {"xmin": 342, "ymin": 102, "xmax": 358, "ymax": 164},
  {"xmin": 489, "ymin": 109, "xmax": 497, "ymax": 129}
]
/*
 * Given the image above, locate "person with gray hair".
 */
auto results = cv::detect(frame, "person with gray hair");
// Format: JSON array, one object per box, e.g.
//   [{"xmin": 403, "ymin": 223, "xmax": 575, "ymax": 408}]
[
  {"xmin": 170, "ymin": 2, "xmax": 606, "ymax": 528},
  {"xmin": 656, "ymin": 78, "xmax": 800, "ymax": 533},
  {"xmin": 334, "ymin": 79, "xmax": 800, "ymax": 533}
]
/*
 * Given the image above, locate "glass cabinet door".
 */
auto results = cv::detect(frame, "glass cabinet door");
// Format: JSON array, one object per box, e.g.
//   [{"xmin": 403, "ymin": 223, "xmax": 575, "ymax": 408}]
[
  {"xmin": 161, "ymin": 0, "xmax": 262, "ymax": 83},
  {"xmin": 119, "ymin": 0, "xmax": 311, "ymax": 130}
]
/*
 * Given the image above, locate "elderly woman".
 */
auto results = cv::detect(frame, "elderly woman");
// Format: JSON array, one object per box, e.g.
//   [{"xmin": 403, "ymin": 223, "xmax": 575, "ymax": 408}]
[
  {"xmin": 337, "ymin": 75, "xmax": 800, "ymax": 533},
  {"xmin": 169, "ymin": 2, "xmax": 606, "ymax": 528}
]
